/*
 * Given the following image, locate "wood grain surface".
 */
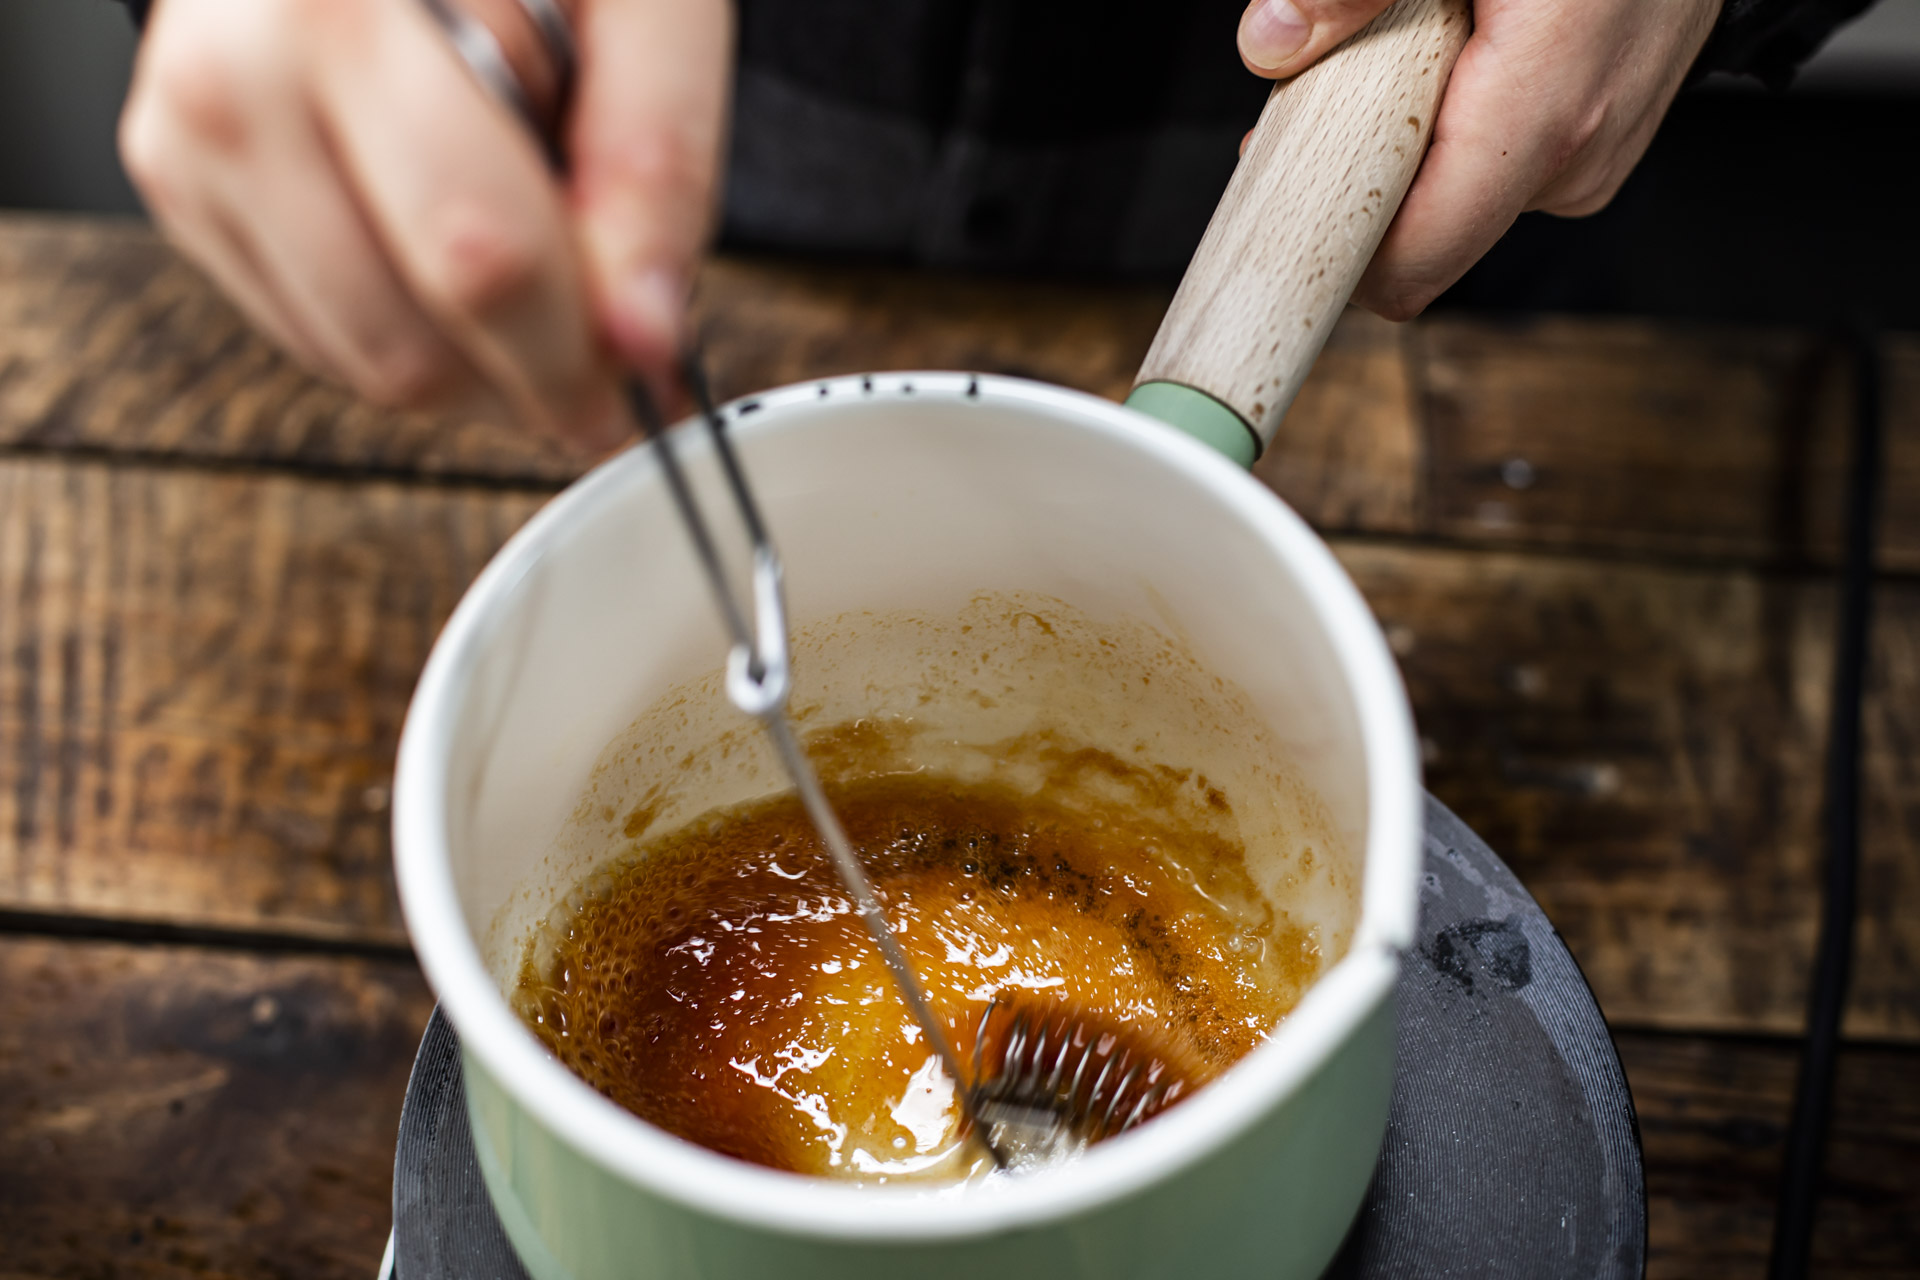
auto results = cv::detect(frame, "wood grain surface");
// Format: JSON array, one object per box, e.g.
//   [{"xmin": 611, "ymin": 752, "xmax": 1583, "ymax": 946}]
[
  {"xmin": 1417, "ymin": 316, "xmax": 1920, "ymax": 571},
  {"xmin": 696, "ymin": 255, "xmax": 1170, "ymax": 408},
  {"xmin": 0, "ymin": 455, "xmax": 541, "ymax": 943},
  {"xmin": 4, "ymin": 213, "xmax": 1919, "ymax": 1279},
  {"xmin": 0, "ymin": 936, "xmax": 431, "ymax": 1280},
  {"xmin": 3, "ymin": 442, "xmax": 1916, "ymax": 1037},
  {"xmin": 7, "ymin": 215, "xmax": 1916, "ymax": 569},
  {"xmin": 0, "ymin": 216, "xmax": 582, "ymax": 483},
  {"xmin": 1, "ymin": 934, "xmax": 1910, "ymax": 1280},
  {"xmin": 1346, "ymin": 542, "xmax": 1920, "ymax": 1041},
  {"xmin": 1621, "ymin": 1030, "xmax": 1920, "ymax": 1279},
  {"xmin": 0, "ymin": 214, "xmax": 1174, "ymax": 484},
  {"xmin": 1254, "ymin": 309, "xmax": 1422, "ymax": 533}
]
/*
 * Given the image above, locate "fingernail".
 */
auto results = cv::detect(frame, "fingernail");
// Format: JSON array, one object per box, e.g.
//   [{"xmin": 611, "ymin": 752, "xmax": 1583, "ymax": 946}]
[
  {"xmin": 1240, "ymin": 0, "xmax": 1310, "ymax": 70},
  {"xmin": 611, "ymin": 266, "xmax": 687, "ymax": 366}
]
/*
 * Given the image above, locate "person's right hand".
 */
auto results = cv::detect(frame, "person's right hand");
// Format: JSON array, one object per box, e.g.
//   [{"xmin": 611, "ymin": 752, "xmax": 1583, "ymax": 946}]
[
  {"xmin": 1235, "ymin": 0, "xmax": 1720, "ymax": 321},
  {"xmin": 119, "ymin": 0, "xmax": 733, "ymax": 453}
]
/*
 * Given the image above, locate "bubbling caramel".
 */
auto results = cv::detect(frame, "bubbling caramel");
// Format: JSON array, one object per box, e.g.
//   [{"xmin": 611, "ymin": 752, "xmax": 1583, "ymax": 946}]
[{"xmin": 513, "ymin": 772, "xmax": 1319, "ymax": 1183}]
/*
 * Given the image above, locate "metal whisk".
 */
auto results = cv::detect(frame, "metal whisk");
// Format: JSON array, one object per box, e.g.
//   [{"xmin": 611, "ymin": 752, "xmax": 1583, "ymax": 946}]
[
  {"xmin": 967, "ymin": 997, "xmax": 1188, "ymax": 1169},
  {"xmin": 636, "ymin": 371, "xmax": 1195, "ymax": 1173},
  {"xmin": 626, "ymin": 364, "xmax": 1015, "ymax": 1169},
  {"xmin": 418, "ymin": 1, "xmax": 1186, "ymax": 1174}
]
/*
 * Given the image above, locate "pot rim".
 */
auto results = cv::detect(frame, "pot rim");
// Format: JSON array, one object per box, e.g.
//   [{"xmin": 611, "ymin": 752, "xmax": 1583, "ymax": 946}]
[{"xmin": 393, "ymin": 372, "xmax": 1421, "ymax": 1241}]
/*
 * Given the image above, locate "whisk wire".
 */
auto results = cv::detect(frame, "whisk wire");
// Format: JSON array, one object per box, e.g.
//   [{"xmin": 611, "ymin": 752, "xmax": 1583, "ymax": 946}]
[
  {"xmin": 627, "ymin": 360, "xmax": 1010, "ymax": 1171},
  {"xmin": 415, "ymin": 0, "xmax": 1020, "ymax": 1173},
  {"xmin": 968, "ymin": 998, "xmax": 1183, "ymax": 1166}
]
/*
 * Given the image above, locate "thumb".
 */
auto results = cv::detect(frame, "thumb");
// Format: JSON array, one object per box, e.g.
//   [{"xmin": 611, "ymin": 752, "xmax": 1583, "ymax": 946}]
[
  {"xmin": 1237, "ymin": 0, "xmax": 1401, "ymax": 79},
  {"xmin": 568, "ymin": 0, "xmax": 733, "ymax": 384}
]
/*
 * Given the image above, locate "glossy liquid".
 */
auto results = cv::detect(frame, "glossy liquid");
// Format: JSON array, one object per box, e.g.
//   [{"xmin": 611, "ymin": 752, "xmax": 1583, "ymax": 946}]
[{"xmin": 513, "ymin": 772, "xmax": 1318, "ymax": 1182}]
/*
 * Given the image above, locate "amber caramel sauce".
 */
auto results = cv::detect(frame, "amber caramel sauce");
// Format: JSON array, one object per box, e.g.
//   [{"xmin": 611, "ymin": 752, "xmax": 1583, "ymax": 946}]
[{"xmin": 513, "ymin": 764, "xmax": 1321, "ymax": 1183}]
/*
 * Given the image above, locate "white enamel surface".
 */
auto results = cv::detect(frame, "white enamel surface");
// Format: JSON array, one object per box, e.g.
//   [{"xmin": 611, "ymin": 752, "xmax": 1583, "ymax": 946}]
[{"xmin": 394, "ymin": 372, "xmax": 1420, "ymax": 1240}]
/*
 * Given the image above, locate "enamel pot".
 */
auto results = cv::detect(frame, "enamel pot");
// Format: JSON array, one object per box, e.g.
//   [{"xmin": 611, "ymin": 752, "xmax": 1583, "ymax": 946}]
[{"xmin": 394, "ymin": 4, "xmax": 1467, "ymax": 1277}]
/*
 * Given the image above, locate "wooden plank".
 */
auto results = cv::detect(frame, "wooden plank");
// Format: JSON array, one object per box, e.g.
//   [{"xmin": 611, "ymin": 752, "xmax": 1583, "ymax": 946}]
[
  {"xmin": 1621, "ymin": 1030, "xmax": 1920, "ymax": 1279},
  {"xmin": 4, "ymin": 940, "xmax": 1913, "ymax": 1280},
  {"xmin": 0, "ymin": 454, "xmax": 542, "ymax": 944},
  {"xmin": 0, "ymin": 936, "xmax": 431, "ymax": 1280},
  {"xmin": 0, "ymin": 214, "xmax": 582, "ymax": 482},
  {"xmin": 699, "ymin": 260, "xmax": 1421, "ymax": 533},
  {"xmin": 3, "ymin": 447, "xmax": 1917, "ymax": 1037},
  {"xmin": 0, "ymin": 214, "xmax": 1417, "ymax": 528},
  {"xmin": 1418, "ymin": 315, "xmax": 1920, "ymax": 571},
  {"xmin": 696, "ymin": 254, "xmax": 1168, "ymax": 405},
  {"xmin": 21, "ymin": 215, "xmax": 1920, "ymax": 567},
  {"xmin": 1254, "ymin": 308, "xmax": 1419, "ymax": 534},
  {"xmin": 1862, "ymin": 579, "xmax": 1920, "ymax": 1040},
  {"xmin": 1884, "ymin": 338, "xmax": 1920, "ymax": 571},
  {"xmin": 1341, "ymin": 540, "xmax": 1920, "ymax": 1041},
  {"xmin": 0, "ymin": 214, "xmax": 1176, "ymax": 470}
]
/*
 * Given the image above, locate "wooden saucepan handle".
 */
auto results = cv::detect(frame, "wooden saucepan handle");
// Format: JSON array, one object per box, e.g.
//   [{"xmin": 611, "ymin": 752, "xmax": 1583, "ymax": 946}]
[{"xmin": 1129, "ymin": 0, "xmax": 1470, "ymax": 462}]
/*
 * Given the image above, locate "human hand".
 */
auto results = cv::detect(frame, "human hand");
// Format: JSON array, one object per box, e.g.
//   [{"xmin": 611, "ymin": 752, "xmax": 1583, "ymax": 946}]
[
  {"xmin": 1236, "ymin": 0, "xmax": 1723, "ymax": 320},
  {"xmin": 119, "ymin": 0, "xmax": 732, "ymax": 451}
]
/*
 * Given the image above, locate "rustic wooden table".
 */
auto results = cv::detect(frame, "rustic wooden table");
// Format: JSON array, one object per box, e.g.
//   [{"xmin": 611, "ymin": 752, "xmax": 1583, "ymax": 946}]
[{"xmin": 1, "ymin": 212, "xmax": 1915, "ymax": 1278}]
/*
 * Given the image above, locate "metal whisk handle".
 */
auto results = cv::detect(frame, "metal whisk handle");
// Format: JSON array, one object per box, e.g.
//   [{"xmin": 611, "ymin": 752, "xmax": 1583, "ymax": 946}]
[
  {"xmin": 626, "ymin": 374, "xmax": 1009, "ymax": 1171},
  {"xmin": 624, "ymin": 373, "xmax": 791, "ymax": 719},
  {"xmin": 759, "ymin": 716, "xmax": 1006, "ymax": 1169}
]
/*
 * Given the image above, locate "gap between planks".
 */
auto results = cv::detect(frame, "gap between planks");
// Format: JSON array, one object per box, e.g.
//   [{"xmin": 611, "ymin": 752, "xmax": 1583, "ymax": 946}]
[
  {"xmin": 4, "ymin": 213, "xmax": 1917, "ymax": 572},
  {"xmin": 1, "ymin": 452, "xmax": 1917, "ymax": 1040},
  {"xmin": 2, "ymin": 935, "xmax": 1916, "ymax": 1280}
]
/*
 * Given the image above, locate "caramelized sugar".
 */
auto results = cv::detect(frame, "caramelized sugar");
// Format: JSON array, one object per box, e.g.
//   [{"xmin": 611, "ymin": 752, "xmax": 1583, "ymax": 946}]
[{"xmin": 513, "ymin": 773, "xmax": 1319, "ymax": 1182}]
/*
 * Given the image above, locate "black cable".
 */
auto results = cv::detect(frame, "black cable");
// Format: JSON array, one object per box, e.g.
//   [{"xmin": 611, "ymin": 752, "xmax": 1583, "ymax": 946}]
[{"xmin": 1768, "ymin": 327, "xmax": 1884, "ymax": 1280}]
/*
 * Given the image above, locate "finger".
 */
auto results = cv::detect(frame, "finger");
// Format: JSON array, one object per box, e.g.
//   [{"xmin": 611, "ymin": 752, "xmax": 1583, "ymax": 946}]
[
  {"xmin": 1349, "ymin": 37, "xmax": 1561, "ymax": 320},
  {"xmin": 569, "ymin": 0, "xmax": 733, "ymax": 388},
  {"xmin": 209, "ymin": 95, "xmax": 481, "ymax": 410},
  {"xmin": 118, "ymin": 6, "xmax": 331, "ymax": 372},
  {"xmin": 301, "ymin": 0, "xmax": 625, "ymax": 450},
  {"xmin": 1238, "ymin": 0, "xmax": 1399, "ymax": 79},
  {"xmin": 177, "ymin": 199, "xmax": 336, "ymax": 376}
]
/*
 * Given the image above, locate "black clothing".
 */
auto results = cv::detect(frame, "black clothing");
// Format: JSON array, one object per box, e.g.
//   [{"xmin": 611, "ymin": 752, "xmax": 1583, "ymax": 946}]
[
  {"xmin": 1696, "ymin": 0, "xmax": 1882, "ymax": 88},
  {"xmin": 727, "ymin": 1, "xmax": 1263, "ymax": 274},
  {"xmin": 114, "ymin": 0, "xmax": 1886, "ymax": 273},
  {"xmin": 722, "ymin": 0, "xmax": 1883, "ymax": 273}
]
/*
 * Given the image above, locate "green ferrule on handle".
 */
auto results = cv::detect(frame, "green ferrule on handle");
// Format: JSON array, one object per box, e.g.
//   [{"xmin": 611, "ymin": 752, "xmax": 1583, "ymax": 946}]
[{"xmin": 1125, "ymin": 381, "xmax": 1260, "ymax": 469}]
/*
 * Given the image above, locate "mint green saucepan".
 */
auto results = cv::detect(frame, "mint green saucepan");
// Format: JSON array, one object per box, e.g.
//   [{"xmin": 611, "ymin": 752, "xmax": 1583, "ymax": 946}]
[{"xmin": 394, "ymin": 3, "xmax": 1466, "ymax": 1276}]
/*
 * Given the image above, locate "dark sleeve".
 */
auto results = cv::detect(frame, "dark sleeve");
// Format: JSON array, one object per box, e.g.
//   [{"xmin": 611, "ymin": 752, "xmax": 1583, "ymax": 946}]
[{"xmin": 1694, "ymin": 0, "xmax": 1882, "ymax": 88}]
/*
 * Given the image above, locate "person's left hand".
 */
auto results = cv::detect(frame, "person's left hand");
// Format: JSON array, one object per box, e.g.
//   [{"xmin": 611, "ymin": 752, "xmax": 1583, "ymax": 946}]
[
  {"xmin": 119, "ymin": 0, "xmax": 732, "ymax": 452},
  {"xmin": 1236, "ymin": 0, "xmax": 1724, "ymax": 319}
]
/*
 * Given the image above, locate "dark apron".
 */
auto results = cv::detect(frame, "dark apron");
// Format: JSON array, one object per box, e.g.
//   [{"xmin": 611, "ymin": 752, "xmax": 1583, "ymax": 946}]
[{"xmin": 721, "ymin": 0, "xmax": 1266, "ymax": 276}]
